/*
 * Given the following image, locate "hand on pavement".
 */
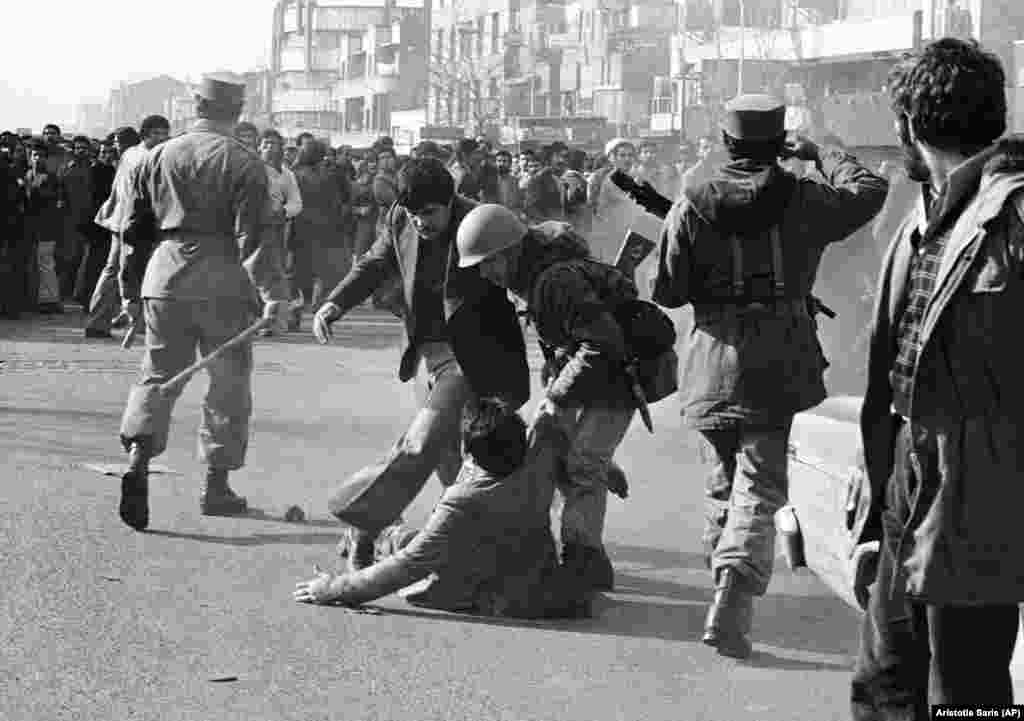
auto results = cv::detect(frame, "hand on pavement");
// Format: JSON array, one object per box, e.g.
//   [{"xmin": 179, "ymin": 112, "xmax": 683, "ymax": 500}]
[
  {"xmin": 312, "ymin": 302, "xmax": 342, "ymax": 345},
  {"xmin": 293, "ymin": 564, "xmax": 343, "ymax": 605}
]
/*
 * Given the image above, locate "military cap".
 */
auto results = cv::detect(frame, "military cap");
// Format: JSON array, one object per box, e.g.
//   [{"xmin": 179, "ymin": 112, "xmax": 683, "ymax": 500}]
[
  {"xmin": 721, "ymin": 94, "xmax": 786, "ymax": 141},
  {"xmin": 196, "ymin": 72, "xmax": 246, "ymax": 106}
]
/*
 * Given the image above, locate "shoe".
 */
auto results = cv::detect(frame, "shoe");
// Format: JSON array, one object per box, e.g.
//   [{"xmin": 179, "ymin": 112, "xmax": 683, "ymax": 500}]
[
  {"xmin": 702, "ymin": 568, "xmax": 754, "ymax": 659},
  {"xmin": 199, "ymin": 468, "xmax": 248, "ymax": 516},
  {"xmin": 404, "ymin": 574, "xmax": 478, "ymax": 612},
  {"xmin": 119, "ymin": 442, "xmax": 151, "ymax": 531},
  {"xmin": 85, "ymin": 328, "xmax": 114, "ymax": 339},
  {"xmin": 562, "ymin": 543, "xmax": 615, "ymax": 591}
]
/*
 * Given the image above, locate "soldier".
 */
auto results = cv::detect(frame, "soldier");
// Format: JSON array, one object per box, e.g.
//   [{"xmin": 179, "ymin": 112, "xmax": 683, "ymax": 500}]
[
  {"xmin": 311, "ymin": 158, "xmax": 530, "ymax": 572},
  {"xmin": 653, "ymin": 94, "xmax": 888, "ymax": 658},
  {"xmin": 115, "ymin": 73, "xmax": 289, "ymax": 531},
  {"xmin": 456, "ymin": 205, "xmax": 649, "ymax": 590}
]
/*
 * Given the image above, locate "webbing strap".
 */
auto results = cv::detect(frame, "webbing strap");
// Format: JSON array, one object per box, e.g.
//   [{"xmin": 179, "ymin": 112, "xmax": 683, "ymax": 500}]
[
  {"xmin": 730, "ymin": 235, "xmax": 745, "ymax": 298},
  {"xmin": 770, "ymin": 225, "xmax": 785, "ymax": 297}
]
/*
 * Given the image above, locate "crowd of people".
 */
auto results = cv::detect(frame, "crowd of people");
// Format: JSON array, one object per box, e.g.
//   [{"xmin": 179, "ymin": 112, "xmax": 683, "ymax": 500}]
[{"xmin": 0, "ymin": 118, "xmax": 705, "ymax": 331}]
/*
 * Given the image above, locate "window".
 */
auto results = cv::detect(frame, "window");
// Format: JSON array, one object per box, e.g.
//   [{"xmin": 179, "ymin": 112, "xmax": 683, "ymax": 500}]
[
  {"xmin": 477, "ymin": 17, "xmax": 485, "ymax": 56},
  {"xmin": 489, "ymin": 77, "xmax": 499, "ymax": 98},
  {"xmin": 491, "ymin": 13, "xmax": 500, "ymax": 52}
]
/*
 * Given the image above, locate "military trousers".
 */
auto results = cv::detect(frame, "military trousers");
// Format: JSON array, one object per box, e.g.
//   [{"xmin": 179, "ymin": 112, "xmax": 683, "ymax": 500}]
[
  {"xmin": 699, "ymin": 417, "xmax": 793, "ymax": 595},
  {"xmin": 119, "ymin": 298, "xmax": 254, "ymax": 469},
  {"xmin": 550, "ymin": 404, "xmax": 634, "ymax": 550},
  {"xmin": 327, "ymin": 342, "xmax": 471, "ymax": 535},
  {"xmin": 850, "ymin": 421, "xmax": 1018, "ymax": 719}
]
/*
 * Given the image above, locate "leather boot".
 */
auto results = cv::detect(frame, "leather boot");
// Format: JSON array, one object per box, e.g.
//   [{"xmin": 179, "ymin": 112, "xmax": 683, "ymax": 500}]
[
  {"xmin": 562, "ymin": 543, "xmax": 615, "ymax": 591},
  {"xmin": 702, "ymin": 568, "xmax": 754, "ymax": 659},
  {"xmin": 119, "ymin": 440, "xmax": 151, "ymax": 531},
  {"xmin": 199, "ymin": 467, "xmax": 248, "ymax": 516}
]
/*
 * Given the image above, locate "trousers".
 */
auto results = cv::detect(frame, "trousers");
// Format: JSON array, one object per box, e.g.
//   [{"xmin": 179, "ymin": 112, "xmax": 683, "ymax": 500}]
[
  {"xmin": 850, "ymin": 421, "xmax": 1019, "ymax": 719},
  {"xmin": 551, "ymin": 404, "xmax": 634, "ymax": 549},
  {"xmin": 35, "ymin": 238, "xmax": 60, "ymax": 304},
  {"xmin": 86, "ymin": 233, "xmax": 123, "ymax": 332},
  {"xmin": 699, "ymin": 417, "xmax": 793, "ymax": 594},
  {"xmin": 327, "ymin": 342, "xmax": 471, "ymax": 535},
  {"xmin": 119, "ymin": 298, "xmax": 254, "ymax": 469}
]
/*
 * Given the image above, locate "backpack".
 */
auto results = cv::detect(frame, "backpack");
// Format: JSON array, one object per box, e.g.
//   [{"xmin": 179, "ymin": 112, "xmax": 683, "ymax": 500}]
[{"xmin": 573, "ymin": 258, "xmax": 679, "ymax": 404}]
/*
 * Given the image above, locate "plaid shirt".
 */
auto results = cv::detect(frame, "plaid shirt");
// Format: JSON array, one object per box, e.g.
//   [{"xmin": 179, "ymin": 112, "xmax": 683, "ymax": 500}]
[{"xmin": 890, "ymin": 220, "xmax": 949, "ymax": 416}]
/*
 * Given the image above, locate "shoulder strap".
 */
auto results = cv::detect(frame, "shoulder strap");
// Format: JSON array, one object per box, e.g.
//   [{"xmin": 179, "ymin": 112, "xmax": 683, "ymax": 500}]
[
  {"xmin": 770, "ymin": 225, "xmax": 786, "ymax": 298},
  {"xmin": 730, "ymin": 235, "xmax": 745, "ymax": 298}
]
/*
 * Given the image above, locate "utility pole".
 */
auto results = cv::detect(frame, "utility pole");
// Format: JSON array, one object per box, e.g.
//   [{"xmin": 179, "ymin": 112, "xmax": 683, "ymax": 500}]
[
  {"xmin": 737, "ymin": 0, "xmax": 745, "ymax": 95},
  {"xmin": 678, "ymin": 0, "xmax": 687, "ymax": 144}
]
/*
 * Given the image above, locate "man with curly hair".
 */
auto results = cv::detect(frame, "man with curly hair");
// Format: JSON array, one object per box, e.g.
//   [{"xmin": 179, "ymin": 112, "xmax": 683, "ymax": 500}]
[{"xmin": 852, "ymin": 38, "xmax": 1024, "ymax": 716}]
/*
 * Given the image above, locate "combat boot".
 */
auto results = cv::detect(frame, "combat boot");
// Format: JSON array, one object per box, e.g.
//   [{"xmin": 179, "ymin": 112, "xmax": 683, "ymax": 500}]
[
  {"xmin": 199, "ymin": 467, "xmax": 248, "ymax": 516},
  {"xmin": 702, "ymin": 568, "xmax": 754, "ymax": 659},
  {"xmin": 119, "ymin": 440, "xmax": 151, "ymax": 531},
  {"xmin": 562, "ymin": 543, "xmax": 615, "ymax": 591}
]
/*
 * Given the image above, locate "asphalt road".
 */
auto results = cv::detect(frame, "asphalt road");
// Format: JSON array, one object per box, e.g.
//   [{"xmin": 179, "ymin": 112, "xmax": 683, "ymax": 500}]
[{"xmin": 0, "ymin": 307, "xmax": 923, "ymax": 720}]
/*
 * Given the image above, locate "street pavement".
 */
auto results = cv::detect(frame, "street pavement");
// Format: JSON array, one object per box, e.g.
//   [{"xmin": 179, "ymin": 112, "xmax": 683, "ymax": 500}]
[{"xmin": 0, "ymin": 306, "xmax": 1010, "ymax": 720}]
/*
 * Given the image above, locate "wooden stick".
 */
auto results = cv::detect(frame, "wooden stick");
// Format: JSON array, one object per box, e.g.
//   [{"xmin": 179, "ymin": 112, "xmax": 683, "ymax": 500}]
[{"xmin": 158, "ymin": 317, "xmax": 273, "ymax": 396}]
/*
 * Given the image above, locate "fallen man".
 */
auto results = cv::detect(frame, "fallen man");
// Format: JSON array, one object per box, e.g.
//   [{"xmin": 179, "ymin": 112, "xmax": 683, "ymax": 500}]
[{"xmin": 294, "ymin": 397, "xmax": 592, "ymax": 618}]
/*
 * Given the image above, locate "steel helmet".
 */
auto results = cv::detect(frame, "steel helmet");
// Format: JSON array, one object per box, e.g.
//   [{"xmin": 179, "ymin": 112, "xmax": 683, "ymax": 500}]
[
  {"xmin": 605, "ymin": 137, "xmax": 634, "ymax": 157},
  {"xmin": 456, "ymin": 204, "xmax": 528, "ymax": 268}
]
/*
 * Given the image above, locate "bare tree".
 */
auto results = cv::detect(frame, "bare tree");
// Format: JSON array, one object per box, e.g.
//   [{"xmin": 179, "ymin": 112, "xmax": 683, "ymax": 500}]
[{"xmin": 430, "ymin": 48, "xmax": 504, "ymax": 136}]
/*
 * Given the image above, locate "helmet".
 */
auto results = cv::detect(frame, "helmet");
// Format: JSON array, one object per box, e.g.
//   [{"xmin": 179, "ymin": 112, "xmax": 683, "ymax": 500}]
[
  {"xmin": 604, "ymin": 137, "xmax": 634, "ymax": 157},
  {"xmin": 456, "ymin": 204, "xmax": 528, "ymax": 268}
]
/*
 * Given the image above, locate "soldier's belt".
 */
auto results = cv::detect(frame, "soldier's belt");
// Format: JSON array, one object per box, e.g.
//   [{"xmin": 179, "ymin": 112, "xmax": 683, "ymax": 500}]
[{"xmin": 692, "ymin": 298, "xmax": 809, "ymax": 319}]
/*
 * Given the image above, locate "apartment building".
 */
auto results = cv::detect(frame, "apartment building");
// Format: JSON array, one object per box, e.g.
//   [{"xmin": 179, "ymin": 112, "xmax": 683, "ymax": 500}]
[
  {"xmin": 666, "ymin": 0, "xmax": 1024, "ymax": 147},
  {"xmin": 428, "ymin": 0, "xmax": 672, "ymax": 149},
  {"xmin": 270, "ymin": 0, "xmax": 426, "ymax": 149}
]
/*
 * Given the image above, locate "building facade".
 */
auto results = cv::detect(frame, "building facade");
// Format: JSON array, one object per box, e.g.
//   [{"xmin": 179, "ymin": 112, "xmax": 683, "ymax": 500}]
[
  {"xmin": 269, "ymin": 0, "xmax": 427, "ymax": 148},
  {"xmin": 428, "ymin": 0, "xmax": 672, "ymax": 150},
  {"xmin": 665, "ymin": 0, "xmax": 1024, "ymax": 147},
  {"xmin": 107, "ymin": 75, "xmax": 187, "ymax": 131}
]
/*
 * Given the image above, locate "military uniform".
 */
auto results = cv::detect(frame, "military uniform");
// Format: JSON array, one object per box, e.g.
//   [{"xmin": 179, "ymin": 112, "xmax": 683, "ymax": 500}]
[
  {"xmin": 653, "ymin": 95, "xmax": 888, "ymax": 657},
  {"xmin": 116, "ymin": 75, "xmax": 287, "ymax": 530}
]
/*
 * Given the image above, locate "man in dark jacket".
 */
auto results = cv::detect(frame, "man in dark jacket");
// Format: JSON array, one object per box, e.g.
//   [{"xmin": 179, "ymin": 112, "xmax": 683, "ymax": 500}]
[
  {"xmin": 295, "ymin": 397, "xmax": 589, "ymax": 618},
  {"xmin": 311, "ymin": 159, "xmax": 530, "ymax": 571},
  {"xmin": 456, "ymin": 204, "xmax": 638, "ymax": 590},
  {"xmin": 852, "ymin": 38, "xmax": 1024, "ymax": 716},
  {"xmin": 653, "ymin": 94, "xmax": 888, "ymax": 658}
]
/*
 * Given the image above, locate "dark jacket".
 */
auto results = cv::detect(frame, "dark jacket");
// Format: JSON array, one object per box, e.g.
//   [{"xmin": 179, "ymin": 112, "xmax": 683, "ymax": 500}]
[
  {"xmin": 654, "ymin": 148, "xmax": 888, "ymax": 429},
  {"xmin": 326, "ymin": 196, "xmax": 530, "ymax": 407},
  {"xmin": 511, "ymin": 222, "xmax": 637, "ymax": 408},
  {"xmin": 859, "ymin": 136, "xmax": 1024, "ymax": 604}
]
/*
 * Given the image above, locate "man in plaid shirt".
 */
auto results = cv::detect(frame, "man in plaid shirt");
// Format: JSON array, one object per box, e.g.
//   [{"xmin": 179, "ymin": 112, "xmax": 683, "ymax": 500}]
[{"xmin": 854, "ymin": 38, "xmax": 1024, "ymax": 716}]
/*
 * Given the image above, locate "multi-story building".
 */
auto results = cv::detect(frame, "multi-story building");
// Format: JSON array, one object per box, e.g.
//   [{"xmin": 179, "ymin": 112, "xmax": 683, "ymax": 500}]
[
  {"xmin": 107, "ymin": 75, "xmax": 187, "ymax": 131},
  {"xmin": 72, "ymin": 102, "xmax": 108, "ymax": 138},
  {"xmin": 665, "ymin": 0, "xmax": 1024, "ymax": 147},
  {"xmin": 269, "ymin": 0, "xmax": 426, "ymax": 149},
  {"xmin": 429, "ymin": 0, "xmax": 671, "ymax": 150}
]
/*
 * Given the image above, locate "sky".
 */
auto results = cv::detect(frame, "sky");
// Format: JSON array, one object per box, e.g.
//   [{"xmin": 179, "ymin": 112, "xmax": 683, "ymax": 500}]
[{"xmin": 0, "ymin": 0, "xmax": 277, "ymax": 132}]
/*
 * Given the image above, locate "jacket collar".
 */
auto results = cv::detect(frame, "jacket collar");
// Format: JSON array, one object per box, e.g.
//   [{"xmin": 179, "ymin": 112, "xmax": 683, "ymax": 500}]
[{"xmin": 191, "ymin": 118, "xmax": 235, "ymax": 136}]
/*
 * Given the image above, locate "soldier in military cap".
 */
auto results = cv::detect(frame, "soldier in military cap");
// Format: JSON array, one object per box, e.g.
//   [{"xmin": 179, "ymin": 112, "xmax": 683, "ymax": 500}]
[
  {"xmin": 653, "ymin": 93, "xmax": 888, "ymax": 658},
  {"xmin": 114, "ymin": 72, "xmax": 289, "ymax": 531}
]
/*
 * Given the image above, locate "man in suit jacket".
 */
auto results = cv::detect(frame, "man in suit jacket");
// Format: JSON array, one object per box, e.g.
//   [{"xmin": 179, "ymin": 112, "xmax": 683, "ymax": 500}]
[{"xmin": 312, "ymin": 158, "xmax": 530, "ymax": 571}]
